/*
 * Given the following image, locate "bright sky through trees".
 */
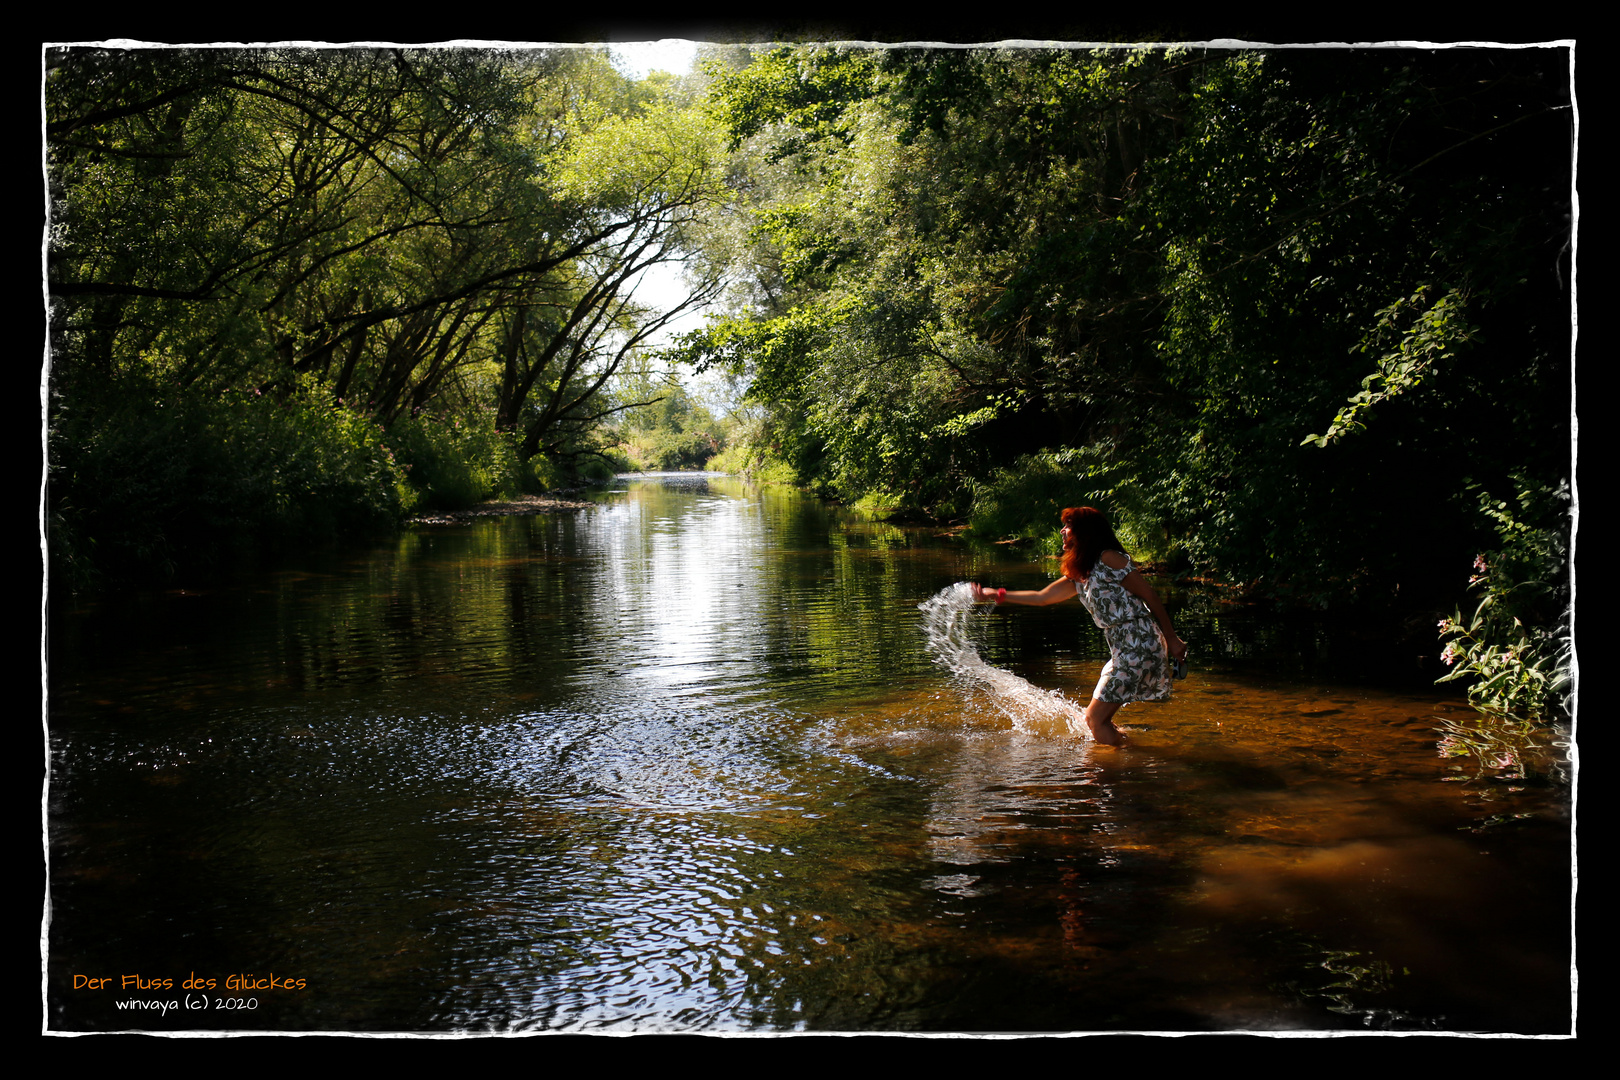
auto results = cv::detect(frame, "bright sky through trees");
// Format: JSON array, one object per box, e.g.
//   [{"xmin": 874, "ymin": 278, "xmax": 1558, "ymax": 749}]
[
  {"xmin": 606, "ymin": 39, "xmax": 715, "ymax": 386},
  {"xmin": 608, "ymin": 39, "xmax": 700, "ymax": 80}
]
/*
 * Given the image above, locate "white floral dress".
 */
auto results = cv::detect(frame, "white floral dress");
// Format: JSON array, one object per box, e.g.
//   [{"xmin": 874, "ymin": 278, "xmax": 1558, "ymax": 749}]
[{"xmin": 1074, "ymin": 556, "xmax": 1171, "ymax": 704}]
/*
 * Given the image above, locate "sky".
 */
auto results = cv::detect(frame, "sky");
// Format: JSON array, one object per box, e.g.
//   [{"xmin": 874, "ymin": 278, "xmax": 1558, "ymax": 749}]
[
  {"xmin": 605, "ymin": 40, "xmax": 720, "ymax": 378},
  {"xmin": 607, "ymin": 40, "xmax": 702, "ymax": 81}
]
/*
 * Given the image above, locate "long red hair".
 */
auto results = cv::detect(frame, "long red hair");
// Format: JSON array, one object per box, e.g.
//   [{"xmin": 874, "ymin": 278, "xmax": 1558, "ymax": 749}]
[{"xmin": 1060, "ymin": 506, "xmax": 1127, "ymax": 582}]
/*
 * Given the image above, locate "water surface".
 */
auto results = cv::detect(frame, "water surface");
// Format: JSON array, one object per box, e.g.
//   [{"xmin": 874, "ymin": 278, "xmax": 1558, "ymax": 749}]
[{"xmin": 47, "ymin": 475, "xmax": 1571, "ymax": 1033}]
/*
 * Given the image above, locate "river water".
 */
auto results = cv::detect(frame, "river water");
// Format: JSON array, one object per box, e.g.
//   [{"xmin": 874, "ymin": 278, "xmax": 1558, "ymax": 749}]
[{"xmin": 45, "ymin": 475, "xmax": 1572, "ymax": 1034}]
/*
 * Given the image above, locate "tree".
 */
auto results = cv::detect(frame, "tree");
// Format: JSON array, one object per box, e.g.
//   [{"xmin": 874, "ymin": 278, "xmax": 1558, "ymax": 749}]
[
  {"xmin": 490, "ymin": 100, "xmax": 727, "ymax": 463},
  {"xmin": 676, "ymin": 46, "xmax": 1202, "ymax": 512},
  {"xmin": 47, "ymin": 45, "xmax": 730, "ymax": 580},
  {"xmin": 680, "ymin": 43, "xmax": 1572, "ymax": 620}
]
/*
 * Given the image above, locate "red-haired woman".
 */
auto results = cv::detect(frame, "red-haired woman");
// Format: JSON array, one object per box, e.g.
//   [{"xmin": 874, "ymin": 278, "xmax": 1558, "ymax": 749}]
[{"xmin": 971, "ymin": 506, "xmax": 1188, "ymax": 746}]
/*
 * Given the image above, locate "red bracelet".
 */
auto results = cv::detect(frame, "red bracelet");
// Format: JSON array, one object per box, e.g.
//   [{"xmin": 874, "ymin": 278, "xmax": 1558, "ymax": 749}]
[{"xmin": 996, "ymin": 588, "xmax": 1007, "ymax": 604}]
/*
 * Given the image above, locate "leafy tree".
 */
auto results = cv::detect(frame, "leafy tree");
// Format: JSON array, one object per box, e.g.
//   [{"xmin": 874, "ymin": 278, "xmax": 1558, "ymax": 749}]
[
  {"xmin": 678, "ymin": 46, "xmax": 1210, "ymax": 511},
  {"xmin": 47, "ymin": 45, "xmax": 728, "ymax": 581},
  {"xmin": 1139, "ymin": 49, "xmax": 1571, "ymax": 603},
  {"xmin": 677, "ymin": 43, "xmax": 1572, "ymax": 711},
  {"xmin": 493, "ymin": 99, "xmax": 728, "ymax": 464}
]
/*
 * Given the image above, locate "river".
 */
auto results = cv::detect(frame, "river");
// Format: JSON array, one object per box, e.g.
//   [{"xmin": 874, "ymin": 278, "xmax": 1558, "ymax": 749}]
[{"xmin": 45, "ymin": 474, "xmax": 1572, "ymax": 1034}]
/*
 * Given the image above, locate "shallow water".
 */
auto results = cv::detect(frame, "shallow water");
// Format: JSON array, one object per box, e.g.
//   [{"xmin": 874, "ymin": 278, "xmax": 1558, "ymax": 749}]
[{"xmin": 46, "ymin": 475, "xmax": 1572, "ymax": 1033}]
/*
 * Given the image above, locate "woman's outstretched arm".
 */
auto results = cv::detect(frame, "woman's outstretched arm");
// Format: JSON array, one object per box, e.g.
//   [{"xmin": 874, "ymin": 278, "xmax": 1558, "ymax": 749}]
[{"xmin": 971, "ymin": 579, "xmax": 1075, "ymax": 606}]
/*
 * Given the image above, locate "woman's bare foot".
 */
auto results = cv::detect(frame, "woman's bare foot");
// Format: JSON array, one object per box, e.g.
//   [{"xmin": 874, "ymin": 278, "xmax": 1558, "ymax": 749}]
[
  {"xmin": 1083, "ymin": 700, "xmax": 1129, "ymax": 746},
  {"xmin": 1087, "ymin": 717, "xmax": 1129, "ymax": 746}
]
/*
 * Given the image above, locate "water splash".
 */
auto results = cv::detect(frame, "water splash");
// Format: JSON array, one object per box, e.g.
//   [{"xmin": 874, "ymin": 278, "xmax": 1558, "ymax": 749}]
[{"xmin": 919, "ymin": 583, "xmax": 1091, "ymax": 739}]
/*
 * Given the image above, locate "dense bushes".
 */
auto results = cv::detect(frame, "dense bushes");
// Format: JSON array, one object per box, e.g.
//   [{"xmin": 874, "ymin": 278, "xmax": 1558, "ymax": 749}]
[
  {"xmin": 49, "ymin": 385, "xmax": 410, "ymax": 587},
  {"xmin": 705, "ymin": 417, "xmax": 797, "ymax": 484},
  {"xmin": 619, "ymin": 426, "xmax": 722, "ymax": 471},
  {"xmin": 614, "ymin": 377, "xmax": 727, "ymax": 471},
  {"xmin": 385, "ymin": 410, "xmax": 530, "ymax": 511},
  {"xmin": 963, "ymin": 448, "xmax": 1177, "ymax": 563},
  {"xmin": 47, "ymin": 380, "xmax": 618, "ymax": 587}
]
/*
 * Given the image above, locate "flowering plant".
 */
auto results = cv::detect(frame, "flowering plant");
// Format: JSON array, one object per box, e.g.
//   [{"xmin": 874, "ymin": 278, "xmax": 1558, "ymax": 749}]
[{"xmin": 1435, "ymin": 479, "xmax": 1571, "ymax": 721}]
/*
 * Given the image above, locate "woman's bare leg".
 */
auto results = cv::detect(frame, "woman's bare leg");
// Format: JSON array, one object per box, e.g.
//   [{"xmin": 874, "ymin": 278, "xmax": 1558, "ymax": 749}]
[{"xmin": 1084, "ymin": 699, "xmax": 1128, "ymax": 746}]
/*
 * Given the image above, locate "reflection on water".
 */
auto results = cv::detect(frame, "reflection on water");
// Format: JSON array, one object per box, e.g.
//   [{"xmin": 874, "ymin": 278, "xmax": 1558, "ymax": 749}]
[{"xmin": 47, "ymin": 475, "xmax": 1571, "ymax": 1033}]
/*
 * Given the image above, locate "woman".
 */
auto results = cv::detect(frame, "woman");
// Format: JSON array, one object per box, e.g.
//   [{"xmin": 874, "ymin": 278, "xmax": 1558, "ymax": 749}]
[{"xmin": 972, "ymin": 506, "xmax": 1187, "ymax": 746}]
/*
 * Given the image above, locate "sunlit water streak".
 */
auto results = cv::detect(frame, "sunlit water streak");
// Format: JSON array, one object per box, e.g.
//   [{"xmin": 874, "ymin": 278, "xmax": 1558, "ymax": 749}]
[{"xmin": 920, "ymin": 582, "xmax": 1091, "ymax": 739}]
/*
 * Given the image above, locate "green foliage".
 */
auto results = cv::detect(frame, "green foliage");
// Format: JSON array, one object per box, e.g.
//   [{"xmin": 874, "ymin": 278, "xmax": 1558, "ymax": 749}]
[
  {"xmin": 640, "ymin": 429, "xmax": 721, "ymax": 471},
  {"xmin": 527, "ymin": 454, "xmax": 567, "ymax": 491},
  {"xmin": 385, "ymin": 409, "xmax": 528, "ymax": 511},
  {"xmin": 702, "ymin": 46, "xmax": 878, "ymax": 158},
  {"xmin": 546, "ymin": 98, "xmax": 725, "ymax": 216},
  {"xmin": 616, "ymin": 377, "xmax": 724, "ymax": 471},
  {"xmin": 690, "ymin": 45, "xmax": 1229, "ymax": 527},
  {"xmin": 572, "ymin": 454, "xmax": 623, "ymax": 484},
  {"xmin": 48, "ymin": 47, "xmax": 726, "ymax": 582},
  {"xmin": 686, "ymin": 42, "xmax": 1570, "ymax": 640},
  {"xmin": 50, "ymin": 382, "xmax": 408, "ymax": 586},
  {"xmin": 703, "ymin": 412, "xmax": 799, "ymax": 484},
  {"xmin": 1437, "ymin": 478, "xmax": 1572, "ymax": 721},
  {"xmin": 1304, "ymin": 286, "xmax": 1480, "ymax": 447},
  {"xmin": 1129, "ymin": 49, "xmax": 1569, "ymax": 601},
  {"xmin": 965, "ymin": 448, "xmax": 1172, "ymax": 561},
  {"xmin": 966, "ymin": 449, "xmax": 1111, "ymax": 547}
]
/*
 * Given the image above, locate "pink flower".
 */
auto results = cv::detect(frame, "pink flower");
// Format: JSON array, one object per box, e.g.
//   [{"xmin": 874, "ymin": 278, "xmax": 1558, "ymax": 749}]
[{"xmin": 1474, "ymin": 554, "xmax": 1488, "ymax": 573}]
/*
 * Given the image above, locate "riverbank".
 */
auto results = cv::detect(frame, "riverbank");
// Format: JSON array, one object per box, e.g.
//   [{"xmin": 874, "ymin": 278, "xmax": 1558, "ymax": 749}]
[{"xmin": 409, "ymin": 492, "xmax": 596, "ymax": 525}]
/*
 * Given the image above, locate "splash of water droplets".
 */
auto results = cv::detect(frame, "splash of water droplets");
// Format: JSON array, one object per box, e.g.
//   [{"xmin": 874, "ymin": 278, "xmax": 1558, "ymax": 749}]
[{"xmin": 919, "ymin": 583, "xmax": 1091, "ymax": 739}]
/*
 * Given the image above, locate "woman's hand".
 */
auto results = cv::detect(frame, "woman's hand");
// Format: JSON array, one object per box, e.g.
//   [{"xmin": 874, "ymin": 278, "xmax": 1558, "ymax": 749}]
[
  {"xmin": 970, "ymin": 582, "xmax": 992, "ymax": 603},
  {"xmin": 1166, "ymin": 633, "xmax": 1188, "ymax": 661}
]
